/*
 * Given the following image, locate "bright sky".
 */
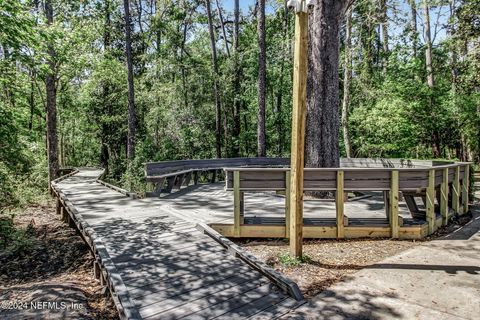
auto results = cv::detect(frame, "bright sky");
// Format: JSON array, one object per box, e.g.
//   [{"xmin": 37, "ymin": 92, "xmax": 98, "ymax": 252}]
[{"xmin": 219, "ymin": 0, "xmax": 449, "ymax": 45}]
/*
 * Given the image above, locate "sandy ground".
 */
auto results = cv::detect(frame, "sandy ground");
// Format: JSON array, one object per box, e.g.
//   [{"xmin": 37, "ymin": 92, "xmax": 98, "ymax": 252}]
[
  {"xmin": 240, "ymin": 213, "xmax": 473, "ymax": 298},
  {"xmin": 0, "ymin": 202, "xmax": 117, "ymax": 319}
]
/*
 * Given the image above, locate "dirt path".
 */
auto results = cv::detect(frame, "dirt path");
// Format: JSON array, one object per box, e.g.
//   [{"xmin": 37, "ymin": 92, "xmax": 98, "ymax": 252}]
[{"xmin": 0, "ymin": 202, "xmax": 117, "ymax": 319}]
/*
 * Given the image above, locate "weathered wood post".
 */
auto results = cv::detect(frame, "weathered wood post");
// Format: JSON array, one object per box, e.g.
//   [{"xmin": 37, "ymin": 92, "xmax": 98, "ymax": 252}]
[
  {"xmin": 426, "ymin": 169, "xmax": 435, "ymax": 234},
  {"xmin": 285, "ymin": 170, "xmax": 291, "ymax": 238},
  {"xmin": 462, "ymin": 164, "xmax": 470, "ymax": 214},
  {"xmin": 288, "ymin": 0, "xmax": 311, "ymax": 258},
  {"xmin": 389, "ymin": 170, "xmax": 399, "ymax": 239},
  {"xmin": 440, "ymin": 167, "xmax": 449, "ymax": 226},
  {"xmin": 453, "ymin": 165, "xmax": 461, "ymax": 214},
  {"xmin": 233, "ymin": 170, "xmax": 241, "ymax": 237},
  {"xmin": 335, "ymin": 170, "xmax": 345, "ymax": 239}
]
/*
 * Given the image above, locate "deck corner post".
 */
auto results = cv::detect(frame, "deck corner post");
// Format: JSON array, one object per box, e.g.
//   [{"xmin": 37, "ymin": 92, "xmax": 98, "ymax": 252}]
[
  {"xmin": 426, "ymin": 169, "xmax": 435, "ymax": 235},
  {"xmin": 390, "ymin": 170, "xmax": 399, "ymax": 239},
  {"xmin": 233, "ymin": 170, "xmax": 241, "ymax": 238},
  {"xmin": 285, "ymin": 170, "xmax": 291, "ymax": 238},
  {"xmin": 441, "ymin": 167, "xmax": 449, "ymax": 226},
  {"xmin": 462, "ymin": 164, "xmax": 470, "ymax": 214},
  {"xmin": 453, "ymin": 165, "xmax": 461, "ymax": 214},
  {"xmin": 336, "ymin": 170, "xmax": 345, "ymax": 239}
]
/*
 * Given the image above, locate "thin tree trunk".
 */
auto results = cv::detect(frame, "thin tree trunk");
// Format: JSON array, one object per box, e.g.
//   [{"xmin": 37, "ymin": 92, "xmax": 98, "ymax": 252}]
[
  {"xmin": 423, "ymin": 0, "xmax": 434, "ymax": 88},
  {"xmin": 305, "ymin": 0, "xmax": 349, "ymax": 172},
  {"xmin": 29, "ymin": 69, "xmax": 35, "ymax": 131},
  {"xmin": 155, "ymin": 0, "xmax": 162, "ymax": 55},
  {"xmin": 215, "ymin": 0, "xmax": 230, "ymax": 57},
  {"xmin": 45, "ymin": 0, "xmax": 59, "ymax": 184},
  {"xmin": 275, "ymin": 0, "xmax": 289, "ymax": 157},
  {"xmin": 410, "ymin": 0, "xmax": 418, "ymax": 58},
  {"xmin": 380, "ymin": 0, "xmax": 389, "ymax": 73},
  {"xmin": 423, "ymin": 0, "xmax": 439, "ymax": 157},
  {"xmin": 257, "ymin": 0, "xmax": 266, "ymax": 157},
  {"xmin": 232, "ymin": 0, "xmax": 241, "ymax": 157},
  {"xmin": 205, "ymin": 0, "xmax": 222, "ymax": 158},
  {"xmin": 124, "ymin": 0, "xmax": 137, "ymax": 160},
  {"xmin": 342, "ymin": 7, "xmax": 353, "ymax": 158},
  {"xmin": 101, "ymin": 0, "xmax": 111, "ymax": 172},
  {"xmin": 449, "ymin": 0, "xmax": 458, "ymax": 87}
]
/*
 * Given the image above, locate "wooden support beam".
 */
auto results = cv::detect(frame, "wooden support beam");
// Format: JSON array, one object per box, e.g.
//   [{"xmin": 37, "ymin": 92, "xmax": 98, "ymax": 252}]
[
  {"xmin": 165, "ymin": 176, "xmax": 176, "ymax": 193},
  {"xmin": 173, "ymin": 174, "xmax": 185, "ymax": 190},
  {"xmin": 233, "ymin": 171, "xmax": 241, "ymax": 238},
  {"xmin": 56, "ymin": 198, "xmax": 61, "ymax": 215},
  {"xmin": 462, "ymin": 164, "xmax": 469, "ymax": 214},
  {"xmin": 440, "ymin": 168, "xmax": 449, "ymax": 226},
  {"xmin": 426, "ymin": 169, "xmax": 435, "ymax": 235},
  {"xmin": 289, "ymin": 7, "xmax": 308, "ymax": 258},
  {"xmin": 193, "ymin": 171, "xmax": 199, "ymax": 185},
  {"xmin": 452, "ymin": 165, "xmax": 460, "ymax": 214},
  {"xmin": 336, "ymin": 170, "xmax": 345, "ymax": 239},
  {"xmin": 390, "ymin": 170, "xmax": 399, "ymax": 239},
  {"xmin": 183, "ymin": 171, "xmax": 192, "ymax": 186},
  {"xmin": 93, "ymin": 261, "xmax": 101, "ymax": 280},
  {"xmin": 285, "ymin": 171, "xmax": 291, "ymax": 238},
  {"xmin": 210, "ymin": 170, "xmax": 217, "ymax": 183}
]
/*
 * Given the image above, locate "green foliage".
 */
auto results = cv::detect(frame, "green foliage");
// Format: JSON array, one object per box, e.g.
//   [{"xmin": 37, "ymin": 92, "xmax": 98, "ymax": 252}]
[
  {"xmin": 0, "ymin": 214, "xmax": 34, "ymax": 253},
  {"xmin": 278, "ymin": 252, "xmax": 312, "ymax": 267},
  {"xmin": 1, "ymin": 0, "xmax": 480, "ymax": 205}
]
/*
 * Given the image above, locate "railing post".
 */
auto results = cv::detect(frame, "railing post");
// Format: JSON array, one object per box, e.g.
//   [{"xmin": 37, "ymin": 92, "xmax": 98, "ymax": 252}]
[
  {"xmin": 390, "ymin": 170, "xmax": 399, "ymax": 239},
  {"xmin": 336, "ymin": 170, "xmax": 345, "ymax": 239},
  {"xmin": 462, "ymin": 164, "xmax": 469, "ymax": 214},
  {"xmin": 440, "ymin": 168, "xmax": 449, "ymax": 226},
  {"xmin": 233, "ymin": 171, "xmax": 241, "ymax": 238},
  {"xmin": 453, "ymin": 165, "xmax": 460, "ymax": 214},
  {"xmin": 285, "ymin": 170, "xmax": 291, "ymax": 238},
  {"xmin": 426, "ymin": 169, "xmax": 435, "ymax": 235}
]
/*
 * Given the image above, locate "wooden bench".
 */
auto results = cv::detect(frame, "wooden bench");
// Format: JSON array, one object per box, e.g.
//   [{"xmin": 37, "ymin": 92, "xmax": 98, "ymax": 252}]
[{"xmin": 145, "ymin": 157, "xmax": 289, "ymax": 197}]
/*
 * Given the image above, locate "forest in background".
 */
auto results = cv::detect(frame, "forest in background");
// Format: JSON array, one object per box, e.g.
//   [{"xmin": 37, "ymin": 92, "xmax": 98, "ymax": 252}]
[{"xmin": 1, "ymin": 0, "xmax": 479, "ymax": 213}]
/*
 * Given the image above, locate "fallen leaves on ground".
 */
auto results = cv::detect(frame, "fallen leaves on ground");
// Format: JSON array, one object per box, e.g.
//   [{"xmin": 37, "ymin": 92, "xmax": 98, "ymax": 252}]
[
  {"xmin": 240, "ymin": 238, "xmax": 418, "ymax": 298},
  {"xmin": 0, "ymin": 202, "xmax": 117, "ymax": 319}
]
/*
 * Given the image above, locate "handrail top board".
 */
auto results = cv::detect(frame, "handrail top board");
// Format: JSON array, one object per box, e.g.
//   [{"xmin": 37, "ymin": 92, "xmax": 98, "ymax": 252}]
[{"xmin": 223, "ymin": 162, "xmax": 466, "ymax": 172}]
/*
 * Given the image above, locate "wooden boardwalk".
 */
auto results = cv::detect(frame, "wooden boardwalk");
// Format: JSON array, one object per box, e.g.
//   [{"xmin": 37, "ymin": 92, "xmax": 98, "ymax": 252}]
[{"xmin": 54, "ymin": 169, "xmax": 303, "ymax": 319}]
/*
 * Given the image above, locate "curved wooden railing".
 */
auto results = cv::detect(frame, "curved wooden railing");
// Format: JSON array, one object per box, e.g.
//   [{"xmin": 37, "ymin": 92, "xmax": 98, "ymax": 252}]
[{"xmin": 223, "ymin": 161, "xmax": 471, "ymax": 239}]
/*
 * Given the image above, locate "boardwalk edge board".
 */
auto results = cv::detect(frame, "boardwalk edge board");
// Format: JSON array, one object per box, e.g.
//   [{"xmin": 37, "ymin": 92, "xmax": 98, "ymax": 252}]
[
  {"xmin": 51, "ymin": 168, "xmax": 79, "ymax": 184},
  {"xmin": 51, "ymin": 173, "xmax": 141, "ymax": 320},
  {"xmin": 196, "ymin": 222, "xmax": 305, "ymax": 301},
  {"xmin": 96, "ymin": 170, "xmax": 138, "ymax": 198},
  {"xmin": 96, "ymin": 178, "xmax": 138, "ymax": 199}
]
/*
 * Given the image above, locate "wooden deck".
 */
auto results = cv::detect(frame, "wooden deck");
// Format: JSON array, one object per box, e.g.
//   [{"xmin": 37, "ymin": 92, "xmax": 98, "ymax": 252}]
[{"xmin": 53, "ymin": 169, "xmax": 304, "ymax": 320}]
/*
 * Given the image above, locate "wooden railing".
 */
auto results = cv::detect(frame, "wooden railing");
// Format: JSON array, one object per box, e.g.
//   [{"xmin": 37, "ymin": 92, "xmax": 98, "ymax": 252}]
[{"xmin": 224, "ymin": 161, "xmax": 471, "ymax": 239}]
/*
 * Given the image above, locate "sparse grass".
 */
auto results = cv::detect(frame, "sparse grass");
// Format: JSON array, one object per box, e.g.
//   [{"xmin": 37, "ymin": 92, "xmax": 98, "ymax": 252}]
[{"xmin": 278, "ymin": 252, "xmax": 312, "ymax": 267}]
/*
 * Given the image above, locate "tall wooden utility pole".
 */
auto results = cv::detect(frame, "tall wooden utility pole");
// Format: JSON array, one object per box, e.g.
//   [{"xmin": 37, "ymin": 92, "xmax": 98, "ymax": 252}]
[{"xmin": 288, "ymin": 0, "xmax": 312, "ymax": 258}]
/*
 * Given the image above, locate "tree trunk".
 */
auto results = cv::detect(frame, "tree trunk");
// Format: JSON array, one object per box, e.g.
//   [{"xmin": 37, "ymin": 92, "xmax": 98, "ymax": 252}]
[
  {"xmin": 423, "ymin": 0, "xmax": 439, "ymax": 157},
  {"xmin": 342, "ymin": 7, "xmax": 353, "ymax": 158},
  {"xmin": 101, "ymin": 0, "xmax": 111, "ymax": 172},
  {"xmin": 215, "ymin": 0, "xmax": 230, "ymax": 57},
  {"xmin": 305, "ymin": 0, "xmax": 349, "ymax": 171},
  {"xmin": 232, "ymin": 0, "xmax": 241, "ymax": 157},
  {"xmin": 124, "ymin": 0, "xmax": 137, "ymax": 161},
  {"xmin": 449, "ymin": 0, "xmax": 458, "ymax": 87},
  {"xmin": 410, "ymin": 0, "xmax": 418, "ymax": 58},
  {"xmin": 205, "ymin": 0, "xmax": 222, "ymax": 158},
  {"xmin": 45, "ymin": 0, "xmax": 59, "ymax": 184},
  {"xmin": 29, "ymin": 69, "xmax": 35, "ymax": 131},
  {"xmin": 380, "ymin": 0, "xmax": 389, "ymax": 73},
  {"xmin": 423, "ymin": 0, "xmax": 434, "ymax": 88},
  {"xmin": 257, "ymin": 0, "xmax": 266, "ymax": 157}
]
